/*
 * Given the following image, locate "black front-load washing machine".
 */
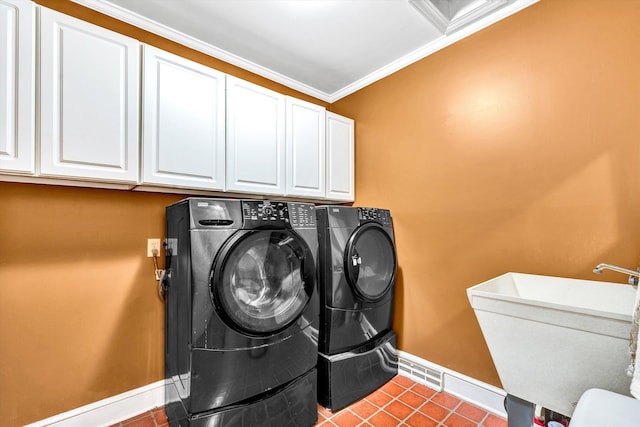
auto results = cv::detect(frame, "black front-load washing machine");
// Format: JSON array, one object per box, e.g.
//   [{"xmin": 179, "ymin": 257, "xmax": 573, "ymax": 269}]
[
  {"xmin": 164, "ymin": 198, "xmax": 319, "ymax": 427},
  {"xmin": 315, "ymin": 206, "xmax": 399, "ymax": 411}
]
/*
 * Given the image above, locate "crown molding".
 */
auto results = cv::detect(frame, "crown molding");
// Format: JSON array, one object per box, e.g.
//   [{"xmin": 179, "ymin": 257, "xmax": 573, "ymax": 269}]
[
  {"xmin": 71, "ymin": 0, "xmax": 539, "ymax": 104},
  {"xmin": 329, "ymin": 0, "xmax": 539, "ymax": 102},
  {"xmin": 70, "ymin": 0, "xmax": 333, "ymax": 102},
  {"xmin": 446, "ymin": 0, "xmax": 510, "ymax": 34},
  {"xmin": 408, "ymin": 0, "xmax": 449, "ymax": 34}
]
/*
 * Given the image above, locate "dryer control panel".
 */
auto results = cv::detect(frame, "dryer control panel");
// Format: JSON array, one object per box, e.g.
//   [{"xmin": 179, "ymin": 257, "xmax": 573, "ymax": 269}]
[{"xmin": 357, "ymin": 207, "xmax": 392, "ymax": 226}]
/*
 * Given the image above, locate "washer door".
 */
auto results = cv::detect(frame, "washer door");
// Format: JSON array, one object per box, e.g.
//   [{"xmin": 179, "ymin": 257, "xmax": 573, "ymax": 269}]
[
  {"xmin": 210, "ymin": 230, "xmax": 315, "ymax": 335},
  {"xmin": 344, "ymin": 223, "xmax": 397, "ymax": 302}
]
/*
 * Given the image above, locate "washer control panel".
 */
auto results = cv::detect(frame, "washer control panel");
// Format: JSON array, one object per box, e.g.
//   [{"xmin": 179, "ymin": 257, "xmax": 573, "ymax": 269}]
[
  {"xmin": 357, "ymin": 207, "xmax": 392, "ymax": 226},
  {"xmin": 242, "ymin": 200, "xmax": 290, "ymax": 228},
  {"xmin": 241, "ymin": 200, "xmax": 317, "ymax": 229}
]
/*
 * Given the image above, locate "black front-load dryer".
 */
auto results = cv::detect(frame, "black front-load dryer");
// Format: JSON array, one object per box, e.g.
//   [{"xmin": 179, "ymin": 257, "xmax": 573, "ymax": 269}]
[
  {"xmin": 315, "ymin": 206, "xmax": 398, "ymax": 411},
  {"xmin": 164, "ymin": 198, "xmax": 319, "ymax": 427}
]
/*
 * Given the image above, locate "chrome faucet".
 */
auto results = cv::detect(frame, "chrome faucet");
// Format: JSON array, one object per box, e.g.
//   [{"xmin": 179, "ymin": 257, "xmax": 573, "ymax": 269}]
[{"xmin": 593, "ymin": 263, "xmax": 640, "ymax": 286}]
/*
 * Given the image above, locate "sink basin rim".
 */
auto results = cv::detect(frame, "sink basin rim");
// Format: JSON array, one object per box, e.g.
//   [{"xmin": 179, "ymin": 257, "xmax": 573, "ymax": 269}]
[{"xmin": 467, "ymin": 272, "xmax": 634, "ymax": 322}]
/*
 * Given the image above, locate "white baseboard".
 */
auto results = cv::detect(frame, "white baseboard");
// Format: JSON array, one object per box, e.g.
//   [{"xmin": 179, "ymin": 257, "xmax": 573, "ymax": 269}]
[
  {"xmin": 26, "ymin": 352, "xmax": 506, "ymax": 426},
  {"xmin": 24, "ymin": 380, "xmax": 165, "ymax": 427},
  {"xmin": 398, "ymin": 350, "xmax": 507, "ymax": 418}
]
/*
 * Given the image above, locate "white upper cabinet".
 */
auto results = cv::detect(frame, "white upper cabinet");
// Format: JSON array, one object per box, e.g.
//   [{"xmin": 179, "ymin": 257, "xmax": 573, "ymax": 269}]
[
  {"xmin": 0, "ymin": 5, "xmax": 355, "ymax": 199},
  {"xmin": 226, "ymin": 76, "xmax": 285, "ymax": 195},
  {"xmin": 326, "ymin": 112, "xmax": 355, "ymax": 201},
  {"xmin": 141, "ymin": 45, "xmax": 225, "ymax": 190},
  {"xmin": 39, "ymin": 7, "xmax": 140, "ymax": 183},
  {"xmin": 285, "ymin": 96, "xmax": 326, "ymax": 198},
  {"xmin": 0, "ymin": 0, "xmax": 35, "ymax": 174}
]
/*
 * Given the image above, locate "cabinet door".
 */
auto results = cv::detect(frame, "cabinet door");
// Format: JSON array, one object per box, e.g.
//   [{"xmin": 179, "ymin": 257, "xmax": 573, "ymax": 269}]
[
  {"xmin": 226, "ymin": 76, "xmax": 285, "ymax": 195},
  {"xmin": 326, "ymin": 112, "xmax": 355, "ymax": 201},
  {"xmin": 285, "ymin": 97, "xmax": 325, "ymax": 198},
  {"xmin": 0, "ymin": 0, "xmax": 35, "ymax": 174},
  {"xmin": 141, "ymin": 45, "xmax": 225, "ymax": 190},
  {"xmin": 39, "ymin": 7, "xmax": 139, "ymax": 183}
]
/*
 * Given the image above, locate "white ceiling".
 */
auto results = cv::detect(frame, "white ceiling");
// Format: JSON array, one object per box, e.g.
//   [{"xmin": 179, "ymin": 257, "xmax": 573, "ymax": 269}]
[{"xmin": 72, "ymin": 0, "xmax": 538, "ymax": 102}]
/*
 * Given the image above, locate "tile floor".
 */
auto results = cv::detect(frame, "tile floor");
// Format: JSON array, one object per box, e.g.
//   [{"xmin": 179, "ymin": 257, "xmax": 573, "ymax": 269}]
[{"xmin": 110, "ymin": 375, "xmax": 506, "ymax": 427}]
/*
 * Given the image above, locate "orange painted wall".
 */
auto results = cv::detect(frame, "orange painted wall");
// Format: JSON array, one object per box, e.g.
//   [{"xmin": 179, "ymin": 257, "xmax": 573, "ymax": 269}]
[
  {"xmin": 3, "ymin": 0, "xmax": 640, "ymax": 425},
  {"xmin": 332, "ymin": 0, "xmax": 640, "ymax": 386},
  {"xmin": 0, "ymin": 183, "xmax": 183, "ymax": 425}
]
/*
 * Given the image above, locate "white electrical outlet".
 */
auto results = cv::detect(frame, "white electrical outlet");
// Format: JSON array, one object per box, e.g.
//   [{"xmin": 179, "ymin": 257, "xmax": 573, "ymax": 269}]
[{"xmin": 147, "ymin": 238, "xmax": 161, "ymax": 257}]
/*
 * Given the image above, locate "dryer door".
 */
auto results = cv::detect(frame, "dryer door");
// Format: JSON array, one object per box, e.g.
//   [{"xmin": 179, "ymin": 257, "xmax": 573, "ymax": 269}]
[
  {"xmin": 210, "ymin": 230, "xmax": 315, "ymax": 335},
  {"xmin": 344, "ymin": 223, "xmax": 397, "ymax": 302}
]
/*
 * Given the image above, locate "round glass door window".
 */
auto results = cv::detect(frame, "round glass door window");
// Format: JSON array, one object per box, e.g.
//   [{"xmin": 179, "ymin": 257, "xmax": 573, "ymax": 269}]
[
  {"xmin": 344, "ymin": 224, "xmax": 397, "ymax": 301},
  {"xmin": 211, "ymin": 230, "xmax": 315, "ymax": 335}
]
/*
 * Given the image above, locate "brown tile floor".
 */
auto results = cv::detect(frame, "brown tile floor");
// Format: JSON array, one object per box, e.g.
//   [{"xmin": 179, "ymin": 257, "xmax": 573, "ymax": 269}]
[{"xmin": 111, "ymin": 375, "xmax": 506, "ymax": 427}]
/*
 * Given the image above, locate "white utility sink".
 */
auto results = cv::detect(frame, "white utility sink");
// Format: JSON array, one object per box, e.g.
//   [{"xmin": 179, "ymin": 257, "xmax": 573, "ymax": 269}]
[{"xmin": 467, "ymin": 272, "xmax": 636, "ymax": 417}]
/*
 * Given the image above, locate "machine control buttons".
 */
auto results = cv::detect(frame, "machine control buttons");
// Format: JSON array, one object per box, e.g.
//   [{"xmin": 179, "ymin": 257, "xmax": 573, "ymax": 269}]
[
  {"xmin": 243, "ymin": 201, "xmax": 288, "ymax": 219},
  {"xmin": 242, "ymin": 200, "xmax": 304, "ymax": 229},
  {"xmin": 289, "ymin": 203, "xmax": 316, "ymax": 228},
  {"xmin": 240, "ymin": 200, "xmax": 316, "ymax": 228},
  {"xmin": 262, "ymin": 205, "xmax": 274, "ymax": 217},
  {"xmin": 357, "ymin": 207, "xmax": 391, "ymax": 225}
]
